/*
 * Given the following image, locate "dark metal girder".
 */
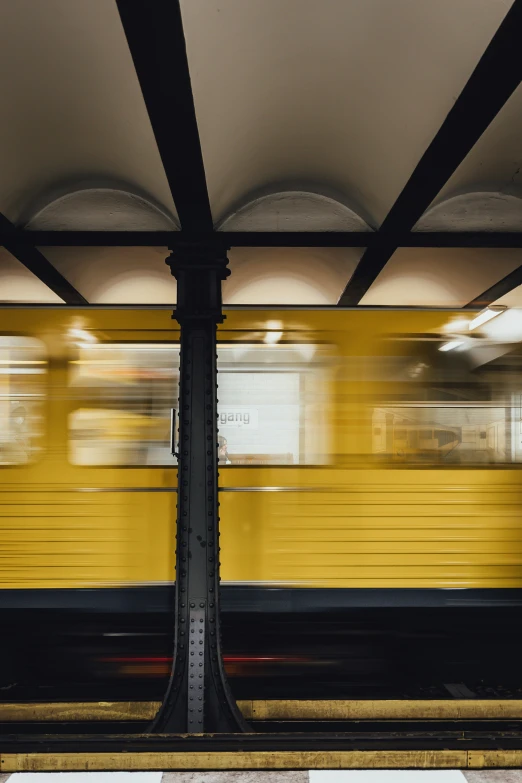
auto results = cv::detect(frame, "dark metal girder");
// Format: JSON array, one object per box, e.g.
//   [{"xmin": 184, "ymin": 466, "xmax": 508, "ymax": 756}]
[
  {"xmin": 0, "ymin": 214, "xmax": 87, "ymax": 304},
  {"xmin": 338, "ymin": 0, "xmax": 522, "ymax": 306},
  {"xmin": 10, "ymin": 230, "xmax": 522, "ymax": 248},
  {"xmin": 116, "ymin": 0, "xmax": 213, "ymax": 233},
  {"xmin": 465, "ymin": 264, "xmax": 522, "ymax": 307}
]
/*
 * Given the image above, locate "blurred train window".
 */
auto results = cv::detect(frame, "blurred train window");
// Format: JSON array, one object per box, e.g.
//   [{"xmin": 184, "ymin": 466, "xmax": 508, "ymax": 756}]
[
  {"xmin": 217, "ymin": 344, "xmax": 329, "ymax": 465},
  {"xmin": 0, "ymin": 336, "xmax": 46, "ymax": 465},
  {"xmin": 366, "ymin": 335, "xmax": 522, "ymax": 465},
  {"xmin": 69, "ymin": 343, "xmax": 180, "ymax": 466},
  {"xmin": 68, "ymin": 341, "xmax": 329, "ymax": 466}
]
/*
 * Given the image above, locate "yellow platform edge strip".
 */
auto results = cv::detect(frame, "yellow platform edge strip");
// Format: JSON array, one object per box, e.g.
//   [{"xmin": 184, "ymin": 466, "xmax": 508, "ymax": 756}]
[
  {"xmin": 2, "ymin": 750, "xmax": 522, "ymax": 771},
  {"xmin": 3, "ymin": 700, "xmax": 522, "ymax": 722}
]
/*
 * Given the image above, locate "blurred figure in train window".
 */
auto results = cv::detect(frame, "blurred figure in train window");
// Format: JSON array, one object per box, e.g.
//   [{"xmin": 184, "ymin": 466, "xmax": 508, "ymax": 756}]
[{"xmin": 218, "ymin": 436, "xmax": 231, "ymax": 465}]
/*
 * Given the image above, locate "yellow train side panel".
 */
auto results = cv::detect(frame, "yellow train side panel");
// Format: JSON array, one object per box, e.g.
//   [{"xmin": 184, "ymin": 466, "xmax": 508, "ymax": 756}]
[{"xmin": 1, "ymin": 307, "xmax": 522, "ymax": 590}]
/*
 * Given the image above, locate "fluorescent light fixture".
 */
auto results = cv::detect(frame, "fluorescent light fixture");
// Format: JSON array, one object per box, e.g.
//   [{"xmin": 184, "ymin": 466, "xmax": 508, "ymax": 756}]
[
  {"xmin": 264, "ymin": 330, "xmax": 283, "ymax": 344},
  {"xmin": 439, "ymin": 340, "xmax": 464, "ymax": 352},
  {"xmin": 69, "ymin": 327, "xmax": 97, "ymax": 344},
  {"xmin": 263, "ymin": 320, "xmax": 283, "ymax": 344},
  {"xmin": 442, "ymin": 317, "xmax": 470, "ymax": 333},
  {"xmin": 469, "ymin": 306, "xmax": 506, "ymax": 331}
]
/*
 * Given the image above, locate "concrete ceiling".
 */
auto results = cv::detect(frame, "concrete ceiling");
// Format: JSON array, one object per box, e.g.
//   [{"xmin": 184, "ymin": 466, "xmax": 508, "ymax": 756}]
[{"xmin": 0, "ymin": 0, "xmax": 520, "ymax": 307}]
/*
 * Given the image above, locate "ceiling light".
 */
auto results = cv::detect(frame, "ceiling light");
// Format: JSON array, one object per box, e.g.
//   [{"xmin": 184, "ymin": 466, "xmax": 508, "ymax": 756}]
[
  {"xmin": 442, "ymin": 317, "xmax": 470, "ymax": 333},
  {"xmin": 469, "ymin": 306, "xmax": 506, "ymax": 331},
  {"xmin": 68, "ymin": 327, "xmax": 97, "ymax": 345},
  {"xmin": 264, "ymin": 331, "xmax": 283, "ymax": 345},
  {"xmin": 439, "ymin": 340, "xmax": 464, "ymax": 352},
  {"xmin": 263, "ymin": 320, "xmax": 283, "ymax": 344}
]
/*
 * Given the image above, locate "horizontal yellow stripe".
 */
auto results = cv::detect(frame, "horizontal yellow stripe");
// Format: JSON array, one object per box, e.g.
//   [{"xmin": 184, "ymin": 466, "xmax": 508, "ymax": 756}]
[
  {"xmin": 3, "ymin": 699, "xmax": 522, "ymax": 722},
  {"xmin": 4, "ymin": 749, "xmax": 522, "ymax": 770},
  {"xmin": 0, "ymin": 750, "xmax": 470, "ymax": 771},
  {"xmin": 242, "ymin": 699, "xmax": 522, "ymax": 720},
  {"xmin": 0, "ymin": 702, "xmax": 160, "ymax": 722}
]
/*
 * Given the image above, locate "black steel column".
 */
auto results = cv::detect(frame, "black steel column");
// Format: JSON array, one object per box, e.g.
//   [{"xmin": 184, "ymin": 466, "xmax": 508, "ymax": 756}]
[{"xmin": 151, "ymin": 243, "xmax": 249, "ymax": 734}]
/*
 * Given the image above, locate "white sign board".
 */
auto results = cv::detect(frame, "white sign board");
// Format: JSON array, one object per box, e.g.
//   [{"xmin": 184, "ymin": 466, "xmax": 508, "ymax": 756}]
[{"xmin": 218, "ymin": 407, "xmax": 259, "ymax": 429}]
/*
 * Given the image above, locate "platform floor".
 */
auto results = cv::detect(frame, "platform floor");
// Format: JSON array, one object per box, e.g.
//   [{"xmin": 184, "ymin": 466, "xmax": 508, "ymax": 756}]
[{"xmin": 1, "ymin": 771, "xmax": 522, "ymax": 782}]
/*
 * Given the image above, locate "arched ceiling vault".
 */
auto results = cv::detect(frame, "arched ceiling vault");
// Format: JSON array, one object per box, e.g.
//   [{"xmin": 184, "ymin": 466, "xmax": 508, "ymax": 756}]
[{"xmin": 0, "ymin": 0, "xmax": 521, "ymax": 307}]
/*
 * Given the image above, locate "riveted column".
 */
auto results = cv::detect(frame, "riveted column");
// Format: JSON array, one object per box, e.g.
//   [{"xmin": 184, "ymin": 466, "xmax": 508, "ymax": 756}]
[{"xmin": 151, "ymin": 243, "xmax": 249, "ymax": 734}]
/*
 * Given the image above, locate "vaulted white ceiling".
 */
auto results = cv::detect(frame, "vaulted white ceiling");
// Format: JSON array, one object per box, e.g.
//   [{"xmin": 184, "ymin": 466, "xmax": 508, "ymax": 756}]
[{"xmin": 0, "ymin": 0, "xmax": 520, "ymax": 307}]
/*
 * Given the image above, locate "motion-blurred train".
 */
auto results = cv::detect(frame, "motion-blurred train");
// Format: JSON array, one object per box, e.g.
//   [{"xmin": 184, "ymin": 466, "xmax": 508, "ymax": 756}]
[{"xmin": 2, "ymin": 306, "xmax": 522, "ymax": 702}]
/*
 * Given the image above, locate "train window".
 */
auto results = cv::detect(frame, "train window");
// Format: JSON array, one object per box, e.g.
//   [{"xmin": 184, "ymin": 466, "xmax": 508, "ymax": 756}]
[
  {"xmin": 366, "ymin": 333, "xmax": 522, "ymax": 465},
  {"xmin": 217, "ymin": 344, "xmax": 329, "ymax": 465},
  {"xmin": 0, "ymin": 336, "xmax": 46, "ymax": 465},
  {"xmin": 69, "ymin": 343, "xmax": 180, "ymax": 466},
  {"xmin": 68, "ymin": 341, "xmax": 329, "ymax": 466}
]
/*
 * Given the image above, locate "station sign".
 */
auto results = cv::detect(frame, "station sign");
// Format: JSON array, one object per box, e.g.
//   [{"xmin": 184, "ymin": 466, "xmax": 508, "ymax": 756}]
[{"xmin": 218, "ymin": 407, "xmax": 259, "ymax": 429}]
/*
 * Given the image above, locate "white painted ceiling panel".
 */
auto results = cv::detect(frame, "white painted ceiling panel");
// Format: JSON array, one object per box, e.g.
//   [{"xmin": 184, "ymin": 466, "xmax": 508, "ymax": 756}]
[
  {"xmin": 181, "ymin": 0, "xmax": 514, "ymax": 228},
  {"xmin": 0, "ymin": 0, "xmax": 177, "ymax": 225},
  {"xmin": 360, "ymin": 248, "xmax": 522, "ymax": 307},
  {"xmin": 225, "ymin": 247, "xmax": 363, "ymax": 304},
  {"xmin": 42, "ymin": 247, "xmax": 176, "ymax": 305},
  {"xmin": 421, "ymin": 82, "xmax": 522, "ymax": 221},
  {"xmin": 0, "ymin": 250, "xmax": 63, "ymax": 303}
]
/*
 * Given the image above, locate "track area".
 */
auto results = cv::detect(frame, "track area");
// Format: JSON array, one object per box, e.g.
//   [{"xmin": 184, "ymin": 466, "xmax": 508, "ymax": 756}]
[{"xmin": 2, "ymin": 588, "xmax": 522, "ymax": 703}]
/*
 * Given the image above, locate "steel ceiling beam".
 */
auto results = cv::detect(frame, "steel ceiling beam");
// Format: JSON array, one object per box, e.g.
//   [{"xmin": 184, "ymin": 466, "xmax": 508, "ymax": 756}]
[
  {"xmin": 338, "ymin": 0, "xmax": 522, "ymax": 306},
  {"xmin": 116, "ymin": 0, "xmax": 213, "ymax": 233},
  {"xmin": 0, "ymin": 214, "xmax": 87, "ymax": 304},
  {"xmin": 465, "ymin": 265, "xmax": 522, "ymax": 308},
  {"xmin": 10, "ymin": 231, "xmax": 522, "ymax": 248}
]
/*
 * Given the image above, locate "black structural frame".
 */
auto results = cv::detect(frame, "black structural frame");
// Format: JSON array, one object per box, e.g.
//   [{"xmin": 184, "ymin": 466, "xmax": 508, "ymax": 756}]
[
  {"xmin": 0, "ymin": 213, "xmax": 86, "ymax": 305},
  {"xmin": 338, "ymin": 0, "xmax": 522, "ymax": 306},
  {"xmin": 149, "ymin": 243, "xmax": 248, "ymax": 734},
  {"xmin": 116, "ymin": 0, "xmax": 247, "ymax": 734},
  {"xmin": 8, "ymin": 230, "xmax": 522, "ymax": 249}
]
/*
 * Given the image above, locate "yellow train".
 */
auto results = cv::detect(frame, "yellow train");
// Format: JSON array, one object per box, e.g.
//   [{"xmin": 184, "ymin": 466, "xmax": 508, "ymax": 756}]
[{"xmin": 2, "ymin": 306, "xmax": 522, "ymax": 699}]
